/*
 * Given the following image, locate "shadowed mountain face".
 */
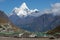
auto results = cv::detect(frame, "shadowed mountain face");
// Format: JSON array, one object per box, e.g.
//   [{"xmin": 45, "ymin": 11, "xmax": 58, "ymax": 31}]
[
  {"xmin": 0, "ymin": 11, "xmax": 9, "ymax": 23},
  {"xmin": 9, "ymin": 12, "xmax": 60, "ymax": 32}
]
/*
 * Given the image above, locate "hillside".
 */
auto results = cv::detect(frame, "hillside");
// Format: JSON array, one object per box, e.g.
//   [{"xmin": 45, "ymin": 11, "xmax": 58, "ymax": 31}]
[
  {"xmin": 0, "ymin": 11, "xmax": 9, "ymax": 23},
  {"xmin": 47, "ymin": 25, "xmax": 60, "ymax": 34},
  {"xmin": 0, "ymin": 10, "xmax": 24, "ymax": 32}
]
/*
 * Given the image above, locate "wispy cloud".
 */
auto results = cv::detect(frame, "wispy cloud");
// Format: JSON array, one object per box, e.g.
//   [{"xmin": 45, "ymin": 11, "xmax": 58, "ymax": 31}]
[
  {"xmin": 43, "ymin": 3, "xmax": 60, "ymax": 15},
  {"xmin": 51, "ymin": 3, "xmax": 60, "ymax": 13}
]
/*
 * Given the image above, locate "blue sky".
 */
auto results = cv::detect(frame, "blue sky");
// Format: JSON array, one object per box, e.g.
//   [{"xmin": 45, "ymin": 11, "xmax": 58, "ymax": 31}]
[{"xmin": 0, "ymin": 0, "xmax": 60, "ymax": 15}]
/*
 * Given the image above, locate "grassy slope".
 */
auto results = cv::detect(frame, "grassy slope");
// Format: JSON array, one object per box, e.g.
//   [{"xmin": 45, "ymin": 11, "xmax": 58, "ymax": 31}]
[{"xmin": 47, "ymin": 26, "xmax": 60, "ymax": 34}]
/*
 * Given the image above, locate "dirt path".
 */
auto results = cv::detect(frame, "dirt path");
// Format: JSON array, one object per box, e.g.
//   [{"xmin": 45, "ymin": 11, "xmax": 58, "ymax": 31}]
[{"xmin": 0, "ymin": 37, "xmax": 60, "ymax": 40}]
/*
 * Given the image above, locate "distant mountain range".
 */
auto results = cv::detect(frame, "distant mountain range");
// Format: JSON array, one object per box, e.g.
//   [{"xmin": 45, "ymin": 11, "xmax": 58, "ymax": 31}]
[{"xmin": 9, "ymin": 2, "xmax": 60, "ymax": 32}]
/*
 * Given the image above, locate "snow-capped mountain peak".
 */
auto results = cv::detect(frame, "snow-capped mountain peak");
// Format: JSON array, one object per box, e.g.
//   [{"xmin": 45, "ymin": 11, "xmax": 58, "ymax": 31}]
[
  {"xmin": 12, "ymin": 2, "xmax": 30, "ymax": 17},
  {"xmin": 19, "ymin": 2, "xmax": 29, "ymax": 10},
  {"xmin": 11, "ymin": 2, "xmax": 40, "ymax": 17}
]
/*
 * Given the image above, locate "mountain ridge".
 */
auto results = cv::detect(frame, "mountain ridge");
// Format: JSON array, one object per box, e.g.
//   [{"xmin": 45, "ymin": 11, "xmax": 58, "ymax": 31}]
[
  {"xmin": 9, "ymin": 2, "xmax": 60, "ymax": 32},
  {"xmin": 0, "ymin": 10, "xmax": 25, "ymax": 32}
]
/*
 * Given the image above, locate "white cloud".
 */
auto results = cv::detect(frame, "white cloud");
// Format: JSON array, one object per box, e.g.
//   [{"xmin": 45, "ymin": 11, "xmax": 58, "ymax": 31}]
[
  {"xmin": 20, "ymin": 2, "xmax": 60, "ymax": 16},
  {"xmin": 51, "ymin": 3, "xmax": 60, "ymax": 15},
  {"xmin": 51, "ymin": 3, "xmax": 60, "ymax": 8},
  {"xmin": 43, "ymin": 3, "xmax": 60, "ymax": 15},
  {"xmin": 43, "ymin": 9, "xmax": 52, "ymax": 14}
]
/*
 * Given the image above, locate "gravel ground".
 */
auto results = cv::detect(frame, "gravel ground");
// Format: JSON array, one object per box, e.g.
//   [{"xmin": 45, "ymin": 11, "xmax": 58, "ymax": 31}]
[{"xmin": 0, "ymin": 37, "xmax": 60, "ymax": 40}]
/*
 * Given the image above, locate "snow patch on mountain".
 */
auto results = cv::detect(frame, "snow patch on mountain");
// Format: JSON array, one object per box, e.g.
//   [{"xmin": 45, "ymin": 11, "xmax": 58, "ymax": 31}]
[
  {"xmin": 10, "ymin": 2, "xmax": 42, "ymax": 17},
  {"xmin": 10, "ymin": 2, "xmax": 60, "ymax": 17}
]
